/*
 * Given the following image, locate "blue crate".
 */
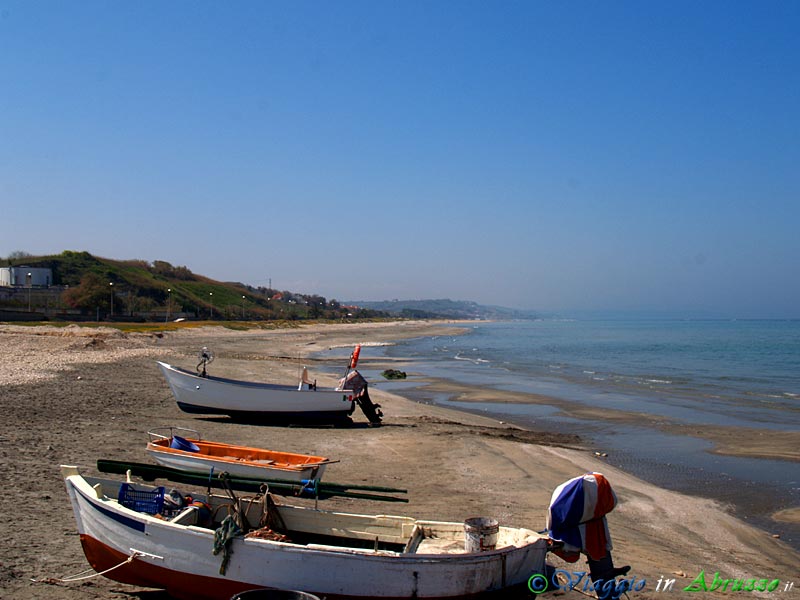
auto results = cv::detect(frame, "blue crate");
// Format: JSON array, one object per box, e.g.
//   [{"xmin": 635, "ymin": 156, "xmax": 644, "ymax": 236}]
[{"xmin": 118, "ymin": 483, "xmax": 166, "ymax": 514}]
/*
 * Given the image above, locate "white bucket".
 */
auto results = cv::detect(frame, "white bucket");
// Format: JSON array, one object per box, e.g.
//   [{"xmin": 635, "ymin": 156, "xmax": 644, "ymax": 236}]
[{"xmin": 464, "ymin": 517, "xmax": 499, "ymax": 552}]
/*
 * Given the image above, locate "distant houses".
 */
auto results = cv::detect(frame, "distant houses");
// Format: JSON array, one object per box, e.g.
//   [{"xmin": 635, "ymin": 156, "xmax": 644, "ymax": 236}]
[
  {"xmin": 0, "ymin": 266, "xmax": 58, "ymax": 320},
  {"xmin": 0, "ymin": 266, "xmax": 53, "ymax": 287}
]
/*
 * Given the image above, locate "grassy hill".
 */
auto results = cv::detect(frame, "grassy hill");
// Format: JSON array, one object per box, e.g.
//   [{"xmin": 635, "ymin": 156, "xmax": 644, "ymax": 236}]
[
  {"xmin": 2, "ymin": 251, "xmax": 537, "ymax": 323},
  {"xmin": 2, "ymin": 250, "xmax": 383, "ymax": 322}
]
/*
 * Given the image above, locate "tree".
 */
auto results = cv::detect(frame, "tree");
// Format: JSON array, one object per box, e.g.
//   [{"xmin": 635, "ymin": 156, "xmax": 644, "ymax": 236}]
[
  {"xmin": 62, "ymin": 272, "xmax": 112, "ymax": 311},
  {"xmin": 150, "ymin": 260, "xmax": 194, "ymax": 280},
  {"xmin": 151, "ymin": 260, "xmax": 175, "ymax": 277}
]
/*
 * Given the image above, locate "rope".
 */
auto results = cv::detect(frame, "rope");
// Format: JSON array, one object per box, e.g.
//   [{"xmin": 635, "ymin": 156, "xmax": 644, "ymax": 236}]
[
  {"xmin": 219, "ymin": 472, "xmax": 245, "ymax": 530},
  {"xmin": 265, "ymin": 492, "xmax": 287, "ymax": 533},
  {"xmin": 33, "ymin": 550, "xmax": 142, "ymax": 585},
  {"xmin": 213, "ymin": 514, "xmax": 242, "ymax": 575}
]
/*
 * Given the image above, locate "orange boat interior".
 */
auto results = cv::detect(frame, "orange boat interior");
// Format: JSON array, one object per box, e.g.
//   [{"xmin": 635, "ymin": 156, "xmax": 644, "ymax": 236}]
[{"xmin": 149, "ymin": 438, "xmax": 329, "ymax": 469}]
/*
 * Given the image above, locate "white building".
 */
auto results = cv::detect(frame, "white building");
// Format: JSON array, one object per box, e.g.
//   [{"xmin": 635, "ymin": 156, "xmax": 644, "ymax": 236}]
[{"xmin": 0, "ymin": 266, "xmax": 53, "ymax": 287}]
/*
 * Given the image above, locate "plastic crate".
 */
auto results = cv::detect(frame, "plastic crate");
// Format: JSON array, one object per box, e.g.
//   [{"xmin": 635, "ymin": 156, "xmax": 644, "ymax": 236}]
[{"xmin": 118, "ymin": 483, "xmax": 166, "ymax": 514}]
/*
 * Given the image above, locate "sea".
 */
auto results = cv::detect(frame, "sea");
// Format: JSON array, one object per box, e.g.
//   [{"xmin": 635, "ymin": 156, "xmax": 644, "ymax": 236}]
[{"xmin": 332, "ymin": 319, "xmax": 800, "ymax": 550}]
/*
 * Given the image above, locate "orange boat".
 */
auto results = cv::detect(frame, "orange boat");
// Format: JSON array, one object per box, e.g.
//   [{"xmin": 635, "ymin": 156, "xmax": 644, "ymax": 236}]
[{"xmin": 146, "ymin": 427, "xmax": 336, "ymax": 483}]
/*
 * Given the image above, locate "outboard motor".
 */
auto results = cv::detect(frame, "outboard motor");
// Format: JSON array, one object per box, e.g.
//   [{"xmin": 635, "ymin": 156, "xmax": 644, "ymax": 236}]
[
  {"xmin": 547, "ymin": 472, "xmax": 631, "ymax": 595},
  {"xmin": 355, "ymin": 384, "xmax": 383, "ymax": 426},
  {"xmin": 340, "ymin": 344, "xmax": 382, "ymax": 426},
  {"xmin": 341, "ymin": 369, "xmax": 382, "ymax": 425}
]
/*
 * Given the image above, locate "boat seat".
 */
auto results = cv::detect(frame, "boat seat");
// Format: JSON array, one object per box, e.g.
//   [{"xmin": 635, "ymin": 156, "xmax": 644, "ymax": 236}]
[
  {"xmin": 403, "ymin": 525, "xmax": 425, "ymax": 554},
  {"xmin": 170, "ymin": 506, "xmax": 199, "ymax": 526}
]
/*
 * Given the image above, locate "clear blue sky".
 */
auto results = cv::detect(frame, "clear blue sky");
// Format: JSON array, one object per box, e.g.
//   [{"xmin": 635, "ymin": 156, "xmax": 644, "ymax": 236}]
[{"xmin": 1, "ymin": 1, "xmax": 798, "ymax": 318}]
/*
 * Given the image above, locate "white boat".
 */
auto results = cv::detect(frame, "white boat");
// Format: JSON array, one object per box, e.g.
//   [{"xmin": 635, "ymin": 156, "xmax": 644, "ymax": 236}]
[
  {"xmin": 62, "ymin": 466, "xmax": 548, "ymax": 599},
  {"xmin": 157, "ymin": 345, "xmax": 383, "ymax": 425},
  {"xmin": 145, "ymin": 427, "xmax": 336, "ymax": 483}
]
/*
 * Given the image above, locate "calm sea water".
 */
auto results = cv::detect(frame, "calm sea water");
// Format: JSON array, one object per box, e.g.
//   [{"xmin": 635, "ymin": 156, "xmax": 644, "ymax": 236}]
[{"xmin": 344, "ymin": 319, "xmax": 800, "ymax": 549}]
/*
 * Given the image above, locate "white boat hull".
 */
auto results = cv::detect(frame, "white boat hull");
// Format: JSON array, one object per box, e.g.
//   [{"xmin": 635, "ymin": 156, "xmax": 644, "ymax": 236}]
[
  {"xmin": 157, "ymin": 361, "xmax": 355, "ymax": 423},
  {"xmin": 145, "ymin": 447, "xmax": 328, "ymax": 483},
  {"xmin": 63, "ymin": 468, "xmax": 548, "ymax": 600}
]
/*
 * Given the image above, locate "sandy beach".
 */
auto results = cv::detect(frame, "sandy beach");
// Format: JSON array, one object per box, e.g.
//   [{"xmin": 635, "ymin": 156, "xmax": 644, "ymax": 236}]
[{"xmin": 0, "ymin": 321, "xmax": 798, "ymax": 600}]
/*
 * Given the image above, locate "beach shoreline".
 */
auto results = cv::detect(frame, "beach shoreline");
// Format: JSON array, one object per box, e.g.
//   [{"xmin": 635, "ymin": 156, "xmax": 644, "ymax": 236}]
[
  {"xmin": 1, "ymin": 320, "xmax": 798, "ymax": 599},
  {"xmin": 386, "ymin": 377, "xmax": 800, "ymax": 464}
]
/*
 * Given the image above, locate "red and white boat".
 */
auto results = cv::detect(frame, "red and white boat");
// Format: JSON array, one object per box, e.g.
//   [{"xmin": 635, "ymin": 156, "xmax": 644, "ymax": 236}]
[
  {"xmin": 146, "ymin": 427, "xmax": 335, "ymax": 483},
  {"xmin": 62, "ymin": 466, "xmax": 548, "ymax": 600}
]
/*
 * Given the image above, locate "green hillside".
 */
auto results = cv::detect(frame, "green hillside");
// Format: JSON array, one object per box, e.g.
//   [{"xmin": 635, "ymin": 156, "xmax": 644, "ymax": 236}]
[{"xmin": 2, "ymin": 250, "xmax": 383, "ymax": 322}]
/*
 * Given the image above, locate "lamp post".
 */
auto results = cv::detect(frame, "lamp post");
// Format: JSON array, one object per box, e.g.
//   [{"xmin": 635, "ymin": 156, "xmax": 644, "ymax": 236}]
[
  {"xmin": 109, "ymin": 282, "xmax": 114, "ymax": 317},
  {"xmin": 209, "ymin": 292, "xmax": 213, "ymax": 319},
  {"xmin": 27, "ymin": 272, "xmax": 32, "ymax": 312},
  {"xmin": 241, "ymin": 295, "xmax": 245, "ymax": 320},
  {"xmin": 166, "ymin": 288, "xmax": 171, "ymax": 323}
]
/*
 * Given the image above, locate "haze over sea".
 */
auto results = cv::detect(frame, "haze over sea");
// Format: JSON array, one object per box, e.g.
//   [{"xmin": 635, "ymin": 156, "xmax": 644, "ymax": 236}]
[{"xmin": 351, "ymin": 319, "xmax": 800, "ymax": 549}]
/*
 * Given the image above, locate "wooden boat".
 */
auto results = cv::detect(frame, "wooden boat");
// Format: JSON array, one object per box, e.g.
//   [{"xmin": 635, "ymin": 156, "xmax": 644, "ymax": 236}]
[
  {"xmin": 145, "ymin": 427, "xmax": 336, "ymax": 483},
  {"xmin": 62, "ymin": 466, "xmax": 548, "ymax": 600},
  {"xmin": 157, "ymin": 345, "xmax": 383, "ymax": 425}
]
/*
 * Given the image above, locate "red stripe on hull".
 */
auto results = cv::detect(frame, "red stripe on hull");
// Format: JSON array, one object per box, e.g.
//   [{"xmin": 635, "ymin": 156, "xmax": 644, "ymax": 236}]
[{"xmin": 79, "ymin": 534, "xmax": 260, "ymax": 600}]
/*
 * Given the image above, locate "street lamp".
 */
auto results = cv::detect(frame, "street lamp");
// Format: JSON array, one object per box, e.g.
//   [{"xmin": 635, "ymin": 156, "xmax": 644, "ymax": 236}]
[
  {"xmin": 241, "ymin": 295, "xmax": 245, "ymax": 320},
  {"xmin": 27, "ymin": 272, "xmax": 32, "ymax": 312},
  {"xmin": 209, "ymin": 292, "xmax": 213, "ymax": 319},
  {"xmin": 166, "ymin": 288, "xmax": 171, "ymax": 323},
  {"xmin": 109, "ymin": 282, "xmax": 114, "ymax": 317}
]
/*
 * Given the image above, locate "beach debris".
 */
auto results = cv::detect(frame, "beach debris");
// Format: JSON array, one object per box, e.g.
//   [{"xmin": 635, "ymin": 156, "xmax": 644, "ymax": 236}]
[
  {"xmin": 673, "ymin": 571, "xmax": 686, "ymax": 577},
  {"xmin": 772, "ymin": 534, "xmax": 781, "ymax": 539},
  {"xmin": 594, "ymin": 451, "xmax": 609, "ymax": 457},
  {"xmin": 381, "ymin": 369, "xmax": 407, "ymax": 380}
]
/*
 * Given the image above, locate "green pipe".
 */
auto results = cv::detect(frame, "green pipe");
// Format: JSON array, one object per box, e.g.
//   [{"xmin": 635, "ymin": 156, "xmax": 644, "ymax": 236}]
[
  {"xmin": 97, "ymin": 459, "xmax": 407, "ymax": 493},
  {"xmin": 96, "ymin": 459, "xmax": 408, "ymax": 503}
]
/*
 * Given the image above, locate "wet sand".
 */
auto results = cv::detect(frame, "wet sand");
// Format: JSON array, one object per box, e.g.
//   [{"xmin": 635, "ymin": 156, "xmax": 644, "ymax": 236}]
[
  {"xmin": 416, "ymin": 380, "xmax": 800, "ymax": 463},
  {"xmin": 1, "ymin": 321, "xmax": 798, "ymax": 599}
]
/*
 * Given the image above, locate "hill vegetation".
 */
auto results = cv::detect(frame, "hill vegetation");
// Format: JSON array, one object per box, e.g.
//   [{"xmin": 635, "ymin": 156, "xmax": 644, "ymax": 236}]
[
  {"xmin": 2, "ymin": 251, "xmax": 536, "ymax": 323},
  {"xmin": 348, "ymin": 299, "xmax": 539, "ymax": 320},
  {"xmin": 1, "ymin": 250, "xmax": 384, "ymax": 322}
]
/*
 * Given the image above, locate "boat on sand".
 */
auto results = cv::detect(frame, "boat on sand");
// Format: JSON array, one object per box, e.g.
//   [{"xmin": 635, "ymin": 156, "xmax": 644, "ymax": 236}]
[
  {"xmin": 157, "ymin": 345, "xmax": 383, "ymax": 425},
  {"xmin": 145, "ymin": 427, "xmax": 336, "ymax": 483},
  {"xmin": 62, "ymin": 465, "xmax": 548, "ymax": 599}
]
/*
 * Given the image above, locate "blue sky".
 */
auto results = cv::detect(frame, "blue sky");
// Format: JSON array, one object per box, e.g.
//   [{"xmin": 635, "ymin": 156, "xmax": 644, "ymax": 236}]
[{"xmin": 1, "ymin": 2, "xmax": 798, "ymax": 317}]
